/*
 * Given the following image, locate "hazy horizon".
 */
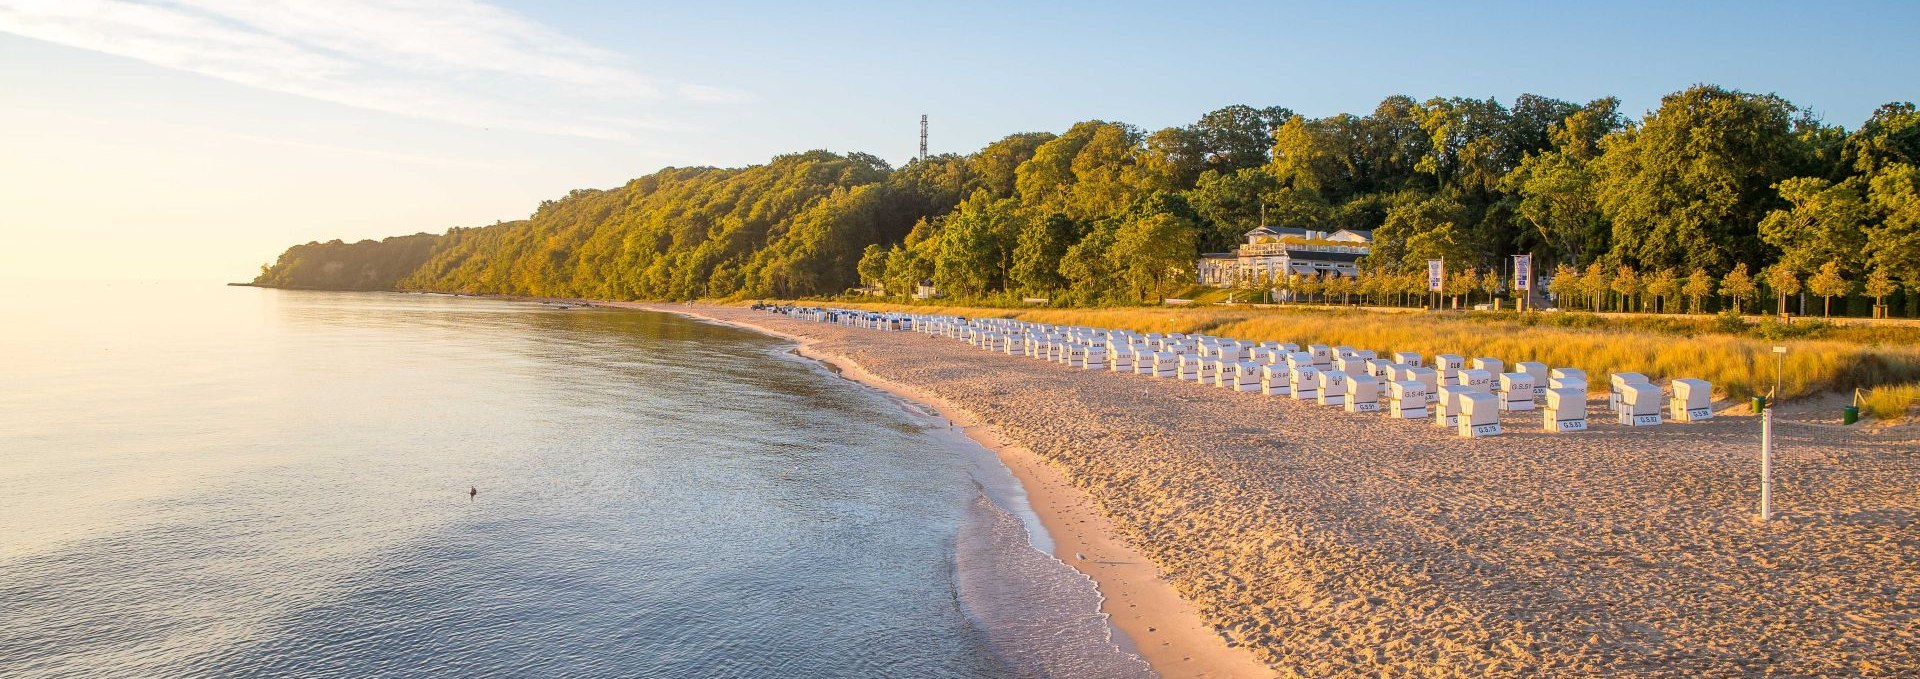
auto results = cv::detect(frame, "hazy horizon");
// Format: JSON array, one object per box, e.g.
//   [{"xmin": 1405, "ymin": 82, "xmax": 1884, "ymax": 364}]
[{"xmin": 4, "ymin": 0, "xmax": 1918, "ymax": 281}]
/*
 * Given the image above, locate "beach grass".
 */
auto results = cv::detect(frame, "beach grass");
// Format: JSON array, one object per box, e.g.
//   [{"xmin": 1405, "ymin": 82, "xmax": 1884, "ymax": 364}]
[
  {"xmin": 823, "ymin": 302, "xmax": 1920, "ymax": 402},
  {"xmin": 1860, "ymin": 383, "xmax": 1920, "ymax": 420}
]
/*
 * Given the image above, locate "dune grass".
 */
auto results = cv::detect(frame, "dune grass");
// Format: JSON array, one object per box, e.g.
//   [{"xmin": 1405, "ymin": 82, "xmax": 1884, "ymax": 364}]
[
  {"xmin": 1860, "ymin": 383, "xmax": 1920, "ymax": 421},
  {"xmin": 820, "ymin": 302, "xmax": 1920, "ymax": 403}
]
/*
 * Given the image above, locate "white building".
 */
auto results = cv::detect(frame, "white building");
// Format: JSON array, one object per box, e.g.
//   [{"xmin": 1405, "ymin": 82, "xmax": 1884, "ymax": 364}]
[{"xmin": 1198, "ymin": 225, "xmax": 1373, "ymax": 287}]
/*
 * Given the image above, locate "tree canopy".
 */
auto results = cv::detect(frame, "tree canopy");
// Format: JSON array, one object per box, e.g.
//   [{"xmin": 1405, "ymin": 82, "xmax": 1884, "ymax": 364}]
[{"xmin": 253, "ymin": 90, "xmax": 1917, "ymax": 315}]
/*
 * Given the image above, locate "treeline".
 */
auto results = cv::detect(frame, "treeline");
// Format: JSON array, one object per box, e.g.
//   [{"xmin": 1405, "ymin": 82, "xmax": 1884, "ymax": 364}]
[
  {"xmin": 254, "ymin": 85, "xmax": 1920, "ymax": 315},
  {"xmin": 252, "ymin": 233, "xmax": 445, "ymax": 290}
]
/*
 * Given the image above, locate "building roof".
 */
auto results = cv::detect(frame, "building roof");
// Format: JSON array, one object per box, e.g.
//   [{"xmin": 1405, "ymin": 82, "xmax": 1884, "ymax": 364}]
[
  {"xmin": 1200, "ymin": 252, "xmax": 1237, "ymax": 259},
  {"xmin": 1330, "ymin": 228, "xmax": 1374, "ymax": 242},
  {"xmin": 1244, "ymin": 225, "xmax": 1310, "ymax": 238}
]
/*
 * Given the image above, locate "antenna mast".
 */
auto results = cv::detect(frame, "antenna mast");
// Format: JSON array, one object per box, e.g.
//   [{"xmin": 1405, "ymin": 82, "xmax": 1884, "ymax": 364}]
[{"xmin": 919, "ymin": 114, "xmax": 928, "ymax": 162}]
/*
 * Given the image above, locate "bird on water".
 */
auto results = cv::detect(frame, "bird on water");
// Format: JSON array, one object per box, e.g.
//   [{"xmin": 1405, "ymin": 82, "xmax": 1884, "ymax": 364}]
[{"xmin": 469, "ymin": 486, "xmax": 477, "ymax": 500}]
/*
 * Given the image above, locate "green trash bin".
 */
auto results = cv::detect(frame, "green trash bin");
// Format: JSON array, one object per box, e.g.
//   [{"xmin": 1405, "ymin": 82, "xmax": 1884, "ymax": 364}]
[
  {"xmin": 1751, "ymin": 395, "xmax": 1767, "ymax": 412},
  {"xmin": 1843, "ymin": 405, "xmax": 1859, "ymax": 425}
]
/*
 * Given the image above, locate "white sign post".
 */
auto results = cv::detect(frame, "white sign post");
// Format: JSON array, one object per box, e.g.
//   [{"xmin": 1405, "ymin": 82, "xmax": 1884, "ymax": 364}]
[
  {"xmin": 1760, "ymin": 405, "xmax": 1774, "ymax": 521},
  {"xmin": 1761, "ymin": 345, "xmax": 1787, "ymax": 521}
]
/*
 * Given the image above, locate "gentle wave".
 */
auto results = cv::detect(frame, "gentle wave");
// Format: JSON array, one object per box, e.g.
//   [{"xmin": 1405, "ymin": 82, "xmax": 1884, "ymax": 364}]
[{"xmin": 953, "ymin": 493, "xmax": 1155, "ymax": 679}]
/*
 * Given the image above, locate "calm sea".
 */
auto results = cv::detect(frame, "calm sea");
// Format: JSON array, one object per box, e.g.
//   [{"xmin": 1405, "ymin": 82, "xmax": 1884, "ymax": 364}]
[{"xmin": 0, "ymin": 281, "xmax": 1150, "ymax": 678}]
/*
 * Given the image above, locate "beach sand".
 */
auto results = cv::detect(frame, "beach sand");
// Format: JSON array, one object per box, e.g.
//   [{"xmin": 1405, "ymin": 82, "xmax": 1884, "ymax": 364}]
[{"xmin": 635, "ymin": 302, "xmax": 1918, "ymax": 677}]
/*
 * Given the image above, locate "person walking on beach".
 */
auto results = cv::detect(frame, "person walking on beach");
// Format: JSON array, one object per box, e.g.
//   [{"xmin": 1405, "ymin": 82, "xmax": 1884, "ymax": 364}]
[{"xmin": 469, "ymin": 486, "xmax": 477, "ymax": 500}]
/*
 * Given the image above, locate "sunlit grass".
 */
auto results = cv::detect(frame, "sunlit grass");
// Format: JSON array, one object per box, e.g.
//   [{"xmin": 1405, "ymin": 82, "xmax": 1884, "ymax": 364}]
[{"xmin": 1860, "ymin": 383, "xmax": 1920, "ymax": 421}]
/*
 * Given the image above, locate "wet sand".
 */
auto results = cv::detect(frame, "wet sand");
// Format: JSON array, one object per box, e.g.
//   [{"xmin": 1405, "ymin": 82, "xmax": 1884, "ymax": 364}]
[{"xmin": 637, "ymin": 302, "xmax": 1918, "ymax": 677}]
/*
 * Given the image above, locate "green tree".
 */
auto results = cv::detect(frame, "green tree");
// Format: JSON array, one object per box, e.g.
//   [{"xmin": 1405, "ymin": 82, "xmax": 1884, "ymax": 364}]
[
  {"xmin": 1759, "ymin": 176, "xmax": 1868, "ymax": 274},
  {"xmin": 1191, "ymin": 104, "xmax": 1295, "ymax": 173},
  {"xmin": 1864, "ymin": 266, "xmax": 1899, "ymax": 315},
  {"xmin": 1412, "ymin": 96, "xmax": 1514, "ymax": 193},
  {"xmin": 1009, "ymin": 213, "xmax": 1078, "ymax": 295},
  {"xmin": 1109, "ymin": 212, "xmax": 1198, "ymax": 302},
  {"xmin": 1478, "ymin": 268, "xmax": 1502, "ymax": 306},
  {"xmin": 1593, "ymin": 85, "xmax": 1813, "ymax": 272},
  {"xmin": 1058, "ymin": 223, "xmax": 1118, "ymax": 304},
  {"xmin": 885, "ymin": 220, "xmax": 940, "ymax": 299},
  {"xmin": 1611, "ymin": 265, "xmax": 1642, "ymax": 312},
  {"xmin": 1269, "ymin": 115, "xmax": 1350, "ymax": 197},
  {"xmin": 856, "ymin": 243, "xmax": 889, "ymax": 292},
  {"xmin": 1581, "ymin": 262, "xmax": 1613, "ymax": 312},
  {"xmin": 1402, "ymin": 270, "xmax": 1427, "ymax": 307},
  {"xmin": 1807, "ymin": 260, "xmax": 1850, "ymax": 317},
  {"xmin": 1866, "ymin": 163, "xmax": 1920, "ymax": 308},
  {"xmin": 1762, "ymin": 263, "xmax": 1802, "ymax": 316},
  {"xmin": 1296, "ymin": 271, "xmax": 1326, "ymax": 303},
  {"xmin": 1138, "ymin": 126, "xmax": 1208, "ymax": 191},
  {"xmin": 968, "ymin": 132, "xmax": 1056, "ymax": 198},
  {"xmin": 1646, "ymin": 268, "xmax": 1680, "ymax": 313},
  {"xmin": 1548, "ymin": 263, "xmax": 1581, "ymax": 309},
  {"xmin": 1382, "ymin": 194, "xmax": 1476, "ymax": 270},
  {"xmin": 1502, "ymin": 102, "xmax": 1620, "ymax": 266},
  {"xmin": 934, "ymin": 193, "xmax": 1022, "ymax": 297},
  {"xmin": 1443, "ymin": 267, "xmax": 1475, "ymax": 309},
  {"xmin": 1721, "ymin": 263, "xmax": 1757, "ymax": 313},
  {"xmin": 1682, "ymin": 267, "xmax": 1715, "ymax": 313},
  {"xmin": 1842, "ymin": 102, "xmax": 1920, "ymax": 176},
  {"xmin": 1327, "ymin": 273, "xmax": 1356, "ymax": 304},
  {"xmin": 1189, "ymin": 167, "xmax": 1283, "ymax": 250},
  {"xmin": 1505, "ymin": 151, "xmax": 1604, "ymax": 267}
]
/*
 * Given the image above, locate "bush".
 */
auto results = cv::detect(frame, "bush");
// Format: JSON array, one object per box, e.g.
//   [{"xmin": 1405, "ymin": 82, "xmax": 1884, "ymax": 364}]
[
  {"xmin": 1753, "ymin": 317, "xmax": 1833, "ymax": 340},
  {"xmin": 1712, "ymin": 310, "xmax": 1751, "ymax": 335},
  {"xmin": 1522, "ymin": 311, "xmax": 1608, "ymax": 330}
]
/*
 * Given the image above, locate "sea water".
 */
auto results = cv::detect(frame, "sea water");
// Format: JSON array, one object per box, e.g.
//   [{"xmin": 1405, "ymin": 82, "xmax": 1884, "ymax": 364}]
[{"xmin": 0, "ymin": 282, "xmax": 1150, "ymax": 678}]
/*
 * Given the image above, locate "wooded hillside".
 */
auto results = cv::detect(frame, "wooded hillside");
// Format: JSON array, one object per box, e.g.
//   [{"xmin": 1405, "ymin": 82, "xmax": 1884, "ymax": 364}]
[{"xmin": 255, "ymin": 86, "xmax": 1920, "ymax": 315}]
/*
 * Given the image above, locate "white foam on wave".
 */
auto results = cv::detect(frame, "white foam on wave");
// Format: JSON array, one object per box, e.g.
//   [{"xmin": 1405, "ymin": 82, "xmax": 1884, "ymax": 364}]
[{"xmin": 952, "ymin": 492, "xmax": 1155, "ymax": 678}]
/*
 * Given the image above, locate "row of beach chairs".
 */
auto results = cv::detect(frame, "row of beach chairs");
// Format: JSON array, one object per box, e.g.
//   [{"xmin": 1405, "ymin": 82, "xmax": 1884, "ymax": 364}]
[{"xmin": 762, "ymin": 307, "xmax": 1715, "ymax": 439}]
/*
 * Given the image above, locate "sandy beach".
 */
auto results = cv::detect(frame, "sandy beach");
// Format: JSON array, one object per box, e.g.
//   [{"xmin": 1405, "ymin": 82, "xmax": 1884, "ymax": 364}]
[{"xmin": 635, "ymin": 302, "xmax": 1918, "ymax": 677}]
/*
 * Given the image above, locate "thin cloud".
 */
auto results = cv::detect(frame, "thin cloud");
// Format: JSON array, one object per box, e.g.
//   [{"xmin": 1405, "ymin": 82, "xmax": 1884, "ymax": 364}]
[
  {"xmin": 214, "ymin": 131, "xmax": 507, "ymax": 169},
  {"xmin": 0, "ymin": 0, "xmax": 739, "ymax": 139}
]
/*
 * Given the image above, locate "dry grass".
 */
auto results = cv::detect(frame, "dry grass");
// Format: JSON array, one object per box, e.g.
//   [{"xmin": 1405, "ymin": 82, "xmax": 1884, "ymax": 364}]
[
  {"xmin": 821, "ymin": 301, "xmax": 1920, "ymax": 402},
  {"xmin": 1861, "ymin": 383, "xmax": 1920, "ymax": 421}
]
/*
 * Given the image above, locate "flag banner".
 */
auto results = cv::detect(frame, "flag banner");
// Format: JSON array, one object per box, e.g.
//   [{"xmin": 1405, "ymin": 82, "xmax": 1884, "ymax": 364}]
[
  {"xmin": 1427, "ymin": 259, "xmax": 1444, "ymax": 292},
  {"xmin": 1514, "ymin": 254, "xmax": 1532, "ymax": 291}
]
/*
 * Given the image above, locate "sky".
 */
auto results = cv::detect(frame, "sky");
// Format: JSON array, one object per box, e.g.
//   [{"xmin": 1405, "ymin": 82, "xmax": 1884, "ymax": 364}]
[{"xmin": 1, "ymin": 1, "xmax": 1917, "ymax": 281}]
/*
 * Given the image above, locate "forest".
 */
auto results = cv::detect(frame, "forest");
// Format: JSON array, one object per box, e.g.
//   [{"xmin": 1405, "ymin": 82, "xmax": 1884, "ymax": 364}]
[
  {"xmin": 252, "ymin": 232, "xmax": 443, "ymax": 290},
  {"xmin": 254, "ymin": 85, "xmax": 1920, "ymax": 317}
]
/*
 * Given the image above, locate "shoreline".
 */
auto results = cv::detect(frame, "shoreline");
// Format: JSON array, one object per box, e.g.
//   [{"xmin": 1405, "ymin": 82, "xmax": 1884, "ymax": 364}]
[
  {"xmin": 622, "ymin": 301, "xmax": 1273, "ymax": 679},
  {"xmin": 390, "ymin": 292, "xmax": 1920, "ymax": 673}
]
